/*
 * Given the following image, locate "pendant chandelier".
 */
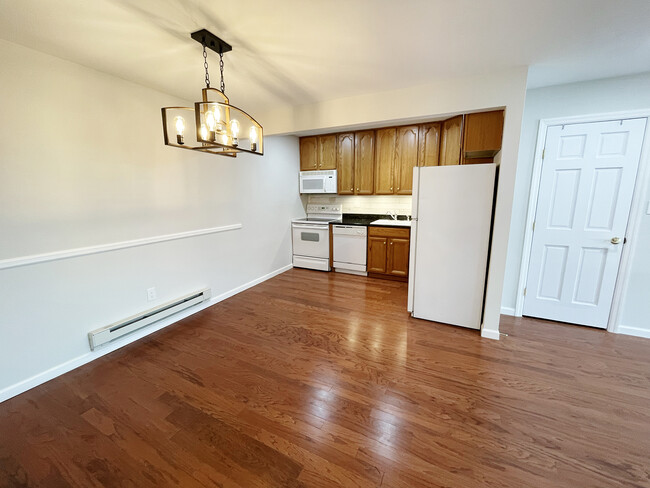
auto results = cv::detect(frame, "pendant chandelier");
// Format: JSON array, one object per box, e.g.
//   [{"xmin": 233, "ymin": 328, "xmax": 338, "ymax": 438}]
[{"xmin": 161, "ymin": 29, "xmax": 263, "ymax": 157}]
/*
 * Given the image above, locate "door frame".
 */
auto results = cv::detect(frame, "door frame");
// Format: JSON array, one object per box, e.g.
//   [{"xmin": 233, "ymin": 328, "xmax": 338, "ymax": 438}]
[{"xmin": 515, "ymin": 109, "xmax": 650, "ymax": 333}]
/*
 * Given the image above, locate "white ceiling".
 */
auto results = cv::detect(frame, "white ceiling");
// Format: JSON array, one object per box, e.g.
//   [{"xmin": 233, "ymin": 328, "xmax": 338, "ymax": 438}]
[{"xmin": 1, "ymin": 0, "xmax": 649, "ymax": 114}]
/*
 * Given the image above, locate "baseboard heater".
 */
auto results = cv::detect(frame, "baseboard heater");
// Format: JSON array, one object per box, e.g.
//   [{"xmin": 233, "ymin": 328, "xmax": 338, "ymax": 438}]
[{"xmin": 88, "ymin": 288, "xmax": 211, "ymax": 350}]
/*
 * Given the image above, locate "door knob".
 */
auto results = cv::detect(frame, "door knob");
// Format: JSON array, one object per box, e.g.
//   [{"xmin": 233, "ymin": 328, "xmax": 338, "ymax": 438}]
[{"xmin": 611, "ymin": 237, "xmax": 621, "ymax": 244}]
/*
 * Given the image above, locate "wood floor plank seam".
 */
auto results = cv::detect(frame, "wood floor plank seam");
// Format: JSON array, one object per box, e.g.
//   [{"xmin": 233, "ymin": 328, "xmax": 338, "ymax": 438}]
[{"xmin": 1, "ymin": 268, "xmax": 649, "ymax": 487}]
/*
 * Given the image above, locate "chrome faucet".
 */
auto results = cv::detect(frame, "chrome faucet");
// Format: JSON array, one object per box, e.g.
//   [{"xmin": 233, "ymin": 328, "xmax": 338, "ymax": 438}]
[{"xmin": 387, "ymin": 211, "xmax": 397, "ymax": 221}]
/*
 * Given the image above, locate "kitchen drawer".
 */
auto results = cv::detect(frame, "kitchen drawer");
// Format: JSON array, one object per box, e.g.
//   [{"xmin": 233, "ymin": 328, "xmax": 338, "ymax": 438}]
[{"xmin": 368, "ymin": 226, "xmax": 410, "ymax": 238}]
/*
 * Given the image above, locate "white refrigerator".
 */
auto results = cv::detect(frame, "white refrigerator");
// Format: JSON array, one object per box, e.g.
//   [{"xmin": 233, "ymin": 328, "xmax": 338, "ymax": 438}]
[{"xmin": 407, "ymin": 164, "xmax": 496, "ymax": 329}]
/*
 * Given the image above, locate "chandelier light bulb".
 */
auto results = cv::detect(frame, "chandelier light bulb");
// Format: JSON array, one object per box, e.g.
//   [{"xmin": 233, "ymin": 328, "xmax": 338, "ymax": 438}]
[
  {"xmin": 221, "ymin": 133, "xmax": 229, "ymax": 145},
  {"xmin": 213, "ymin": 105, "xmax": 224, "ymax": 133},
  {"xmin": 230, "ymin": 119, "xmax": 240, "ymax": 136},
  {"xmin": 200, "ymin": 124, "xmax": 208, "ymax": 141},
  {"xmin": 230, "ymin": 119, "xmax": 240, "ymax": 146},
  {"xmin": 205, "ymin": 110, "xmax": 216, "ymax": 131},
  {"xmin": 174, "ymin": 116, "xmax": 185, "ymax": 145},
  {"xmin": 249, "ymin": 126, "xmax": 258, "ymax": 152}
]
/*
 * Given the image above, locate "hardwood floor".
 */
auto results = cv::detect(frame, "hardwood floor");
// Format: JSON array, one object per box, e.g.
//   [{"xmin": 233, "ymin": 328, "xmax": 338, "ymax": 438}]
[{"xmin": 1, "ymin": 268, "xmax": 649, "ymax": 487}]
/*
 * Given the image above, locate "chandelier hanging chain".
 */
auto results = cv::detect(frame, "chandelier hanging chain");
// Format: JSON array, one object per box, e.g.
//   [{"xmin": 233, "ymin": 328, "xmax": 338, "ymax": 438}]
[
  {"xmin": 203, "ymin": 44, "xmax": 210, "ymax": 88},
  {"xmin": 219, "ymin": 52, "xmax": 226, "ymax": 94}
]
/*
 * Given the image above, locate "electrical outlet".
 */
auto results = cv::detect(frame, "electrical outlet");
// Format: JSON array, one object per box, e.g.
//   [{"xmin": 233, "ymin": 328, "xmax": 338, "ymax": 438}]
[{"xmin": 147, "ymin": 287, "xmax": 157, "ymax": 301}]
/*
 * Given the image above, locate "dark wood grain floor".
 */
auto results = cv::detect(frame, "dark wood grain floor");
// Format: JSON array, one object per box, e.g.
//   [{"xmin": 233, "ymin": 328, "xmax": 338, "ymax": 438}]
[{"xmin": 1, "ymin": 268, "xmax": 649, "ymax": 487}]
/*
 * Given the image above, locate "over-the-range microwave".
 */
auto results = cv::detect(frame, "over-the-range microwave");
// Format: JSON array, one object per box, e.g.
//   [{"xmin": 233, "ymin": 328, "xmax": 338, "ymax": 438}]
[{"xmin": 299, "ymin": 170, "xmax": 337, "ymax": 194}]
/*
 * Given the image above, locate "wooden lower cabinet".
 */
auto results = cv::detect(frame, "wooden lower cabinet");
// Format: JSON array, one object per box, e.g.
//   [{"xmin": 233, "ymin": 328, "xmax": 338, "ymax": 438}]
[
  {"xmin": 387, "ymin": 237, "xmax": 410, "ymax": 277},
  {"xmin": 367, "ymin": 237, "xmax": 388, "ymax": 273},
  {"xmin": 367, "ymin": 226, "xmax": 410, "ymax": 281}
]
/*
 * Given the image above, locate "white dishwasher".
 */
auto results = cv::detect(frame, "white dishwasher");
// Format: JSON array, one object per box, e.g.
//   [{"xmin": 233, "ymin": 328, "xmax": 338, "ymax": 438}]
[{"xmin": 332, "ymin": 225, "xmax": 367, "ymax": 275}]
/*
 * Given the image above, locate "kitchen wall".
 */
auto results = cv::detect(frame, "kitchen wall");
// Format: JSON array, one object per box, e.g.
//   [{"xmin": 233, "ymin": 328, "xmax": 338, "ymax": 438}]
[
  {"xmin": 503, "ymin": 72, "xmax": 650, "ymax": 337},
  {"xmin": 261, "ymin": 67, "xmax": 529, "ymax": 339},
  {"xmin": 0, "ymin": 39, "xmax": 304, "ymax": 401},
  {"xmin": 308, "ymin": 195, "xmax": 412, "ymax": 216}
]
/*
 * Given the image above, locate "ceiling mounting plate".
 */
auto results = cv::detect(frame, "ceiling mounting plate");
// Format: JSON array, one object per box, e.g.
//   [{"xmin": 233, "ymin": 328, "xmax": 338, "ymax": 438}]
[{"xmin": 191, "ymin": 29, "xmax": 232, "ymax": 54}]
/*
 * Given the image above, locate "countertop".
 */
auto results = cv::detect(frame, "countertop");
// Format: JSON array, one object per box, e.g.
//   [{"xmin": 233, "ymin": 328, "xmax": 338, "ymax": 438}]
[{"xmin": 331, "ymin": 214, "xmax": 411, "ymax": 227}]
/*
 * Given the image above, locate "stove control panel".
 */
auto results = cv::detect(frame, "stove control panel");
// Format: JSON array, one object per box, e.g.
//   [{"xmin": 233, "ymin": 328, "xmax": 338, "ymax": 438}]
[{"xmin": 306, "ymin": 204, "xmax": 342, "ymax": 215}]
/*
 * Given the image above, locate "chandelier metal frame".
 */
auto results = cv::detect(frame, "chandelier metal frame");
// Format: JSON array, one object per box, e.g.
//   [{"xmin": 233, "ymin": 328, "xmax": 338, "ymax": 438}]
[{"xmin": 161, "ymin": 29, "xmax": 263, "ymax": 157}]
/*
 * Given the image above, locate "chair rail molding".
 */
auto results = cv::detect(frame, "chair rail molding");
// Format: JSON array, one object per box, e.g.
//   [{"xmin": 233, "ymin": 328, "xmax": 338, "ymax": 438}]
[{"xmin": 0, "ymin": 224, "xmax": 243, "ymax": 271}]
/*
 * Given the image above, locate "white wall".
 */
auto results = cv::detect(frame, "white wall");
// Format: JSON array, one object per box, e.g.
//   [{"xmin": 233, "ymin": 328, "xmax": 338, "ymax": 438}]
[
  {"xmin": 503, "ymin": 72, "xmax": 650, "ymax": 335},
  {"xmin": 0, "ymin": 40, "xmax": 304, "ymax": 399},
  {"xmin": 262, "ymin": 68, "xmax": 529, "ymax": 339}
]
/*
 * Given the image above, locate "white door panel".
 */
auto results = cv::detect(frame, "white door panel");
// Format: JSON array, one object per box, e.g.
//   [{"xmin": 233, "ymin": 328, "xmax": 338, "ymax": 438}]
[{"xmin": 524, "ymin": 118, "xmax": 646, "ymax": 328}]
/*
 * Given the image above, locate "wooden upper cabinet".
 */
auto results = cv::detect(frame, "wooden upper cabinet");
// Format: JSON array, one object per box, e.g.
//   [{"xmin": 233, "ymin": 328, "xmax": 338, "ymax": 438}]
[
  {"xmin": 439, "ymin": 115, "xmax": 464, "ymax": 166},
  {"xmin": 395, "ymin": 125, "xmax": 419, "ymax": 195},
  {"xmin": 354, "ymin": 130, "xmax": 375, "ymax": 195},
  {"xmin": 318, "ymin": 134, "xmax": 337, "ymax": 170},
  {"xmin": 418, "ymin": 122, "xmax": 441, "ymax": 167},
  {"xmin": 299, "ymin": 136, "xmax": 318, "ymax": 170},
  {"xmin": 337, "ymin": 133, "xmax": 355, "ymax": 195},
  {"xmin": 375, "ymin": 128, "xmax": 396, "ymax": 195},
  {"xmin": 300, "ymin": 135, "xmax": 337, "ymax": 170},
  {"xmin": 302, "ymin": 111, "xmax": 503, "ymax": 191},
  {"xmin": 463, "ymin": 110, "xmax": 504, "ymax": 161}
]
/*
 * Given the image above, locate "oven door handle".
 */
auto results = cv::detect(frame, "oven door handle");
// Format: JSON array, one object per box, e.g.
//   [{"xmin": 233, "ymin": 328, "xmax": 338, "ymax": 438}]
[{"xmin": 292, "ymin": 224, "xmax": 330, "ymax": 231}]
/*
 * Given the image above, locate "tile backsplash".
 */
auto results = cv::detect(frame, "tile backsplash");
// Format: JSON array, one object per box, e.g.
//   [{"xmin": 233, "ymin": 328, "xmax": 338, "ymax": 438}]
[{"xmin": 307, "ymin": 195, "xmax": 412, "ymax": 216}]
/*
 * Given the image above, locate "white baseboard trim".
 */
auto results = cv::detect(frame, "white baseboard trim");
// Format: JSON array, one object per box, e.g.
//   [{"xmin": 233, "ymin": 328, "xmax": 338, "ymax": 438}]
[
  {"xmin": 481, "ymin": 328, "xmax": 501, "ymax": 340},
  {"xmin": 0, "ymin": 223, "xmax": 242, "ymax": 271},
  {"xmin": 0, "ymin": 263, "xmax": 293, "ymax": 404},
  {"xmin": 616, "ymin": 325, "xmax": 650, "ymax": 339},
  {"xmin": 500, "ymin": 306, "xmax": 515, "ymax": 316}
]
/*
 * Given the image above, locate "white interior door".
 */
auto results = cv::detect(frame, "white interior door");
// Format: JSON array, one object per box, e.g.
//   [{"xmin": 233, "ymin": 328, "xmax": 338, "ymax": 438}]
[{"xmin": 524, "ymin": 118, "xmax": 647, "ymax": 328}]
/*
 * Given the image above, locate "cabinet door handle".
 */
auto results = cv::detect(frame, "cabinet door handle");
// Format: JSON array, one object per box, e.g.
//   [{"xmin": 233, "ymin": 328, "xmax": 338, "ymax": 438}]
[
  {"xmin": 390, "ymin": 187, "xmax": 393, "ymax": 191},
  {"xmin": 350, "ymin": 187, "xmax": 353, "ymax": 191}
]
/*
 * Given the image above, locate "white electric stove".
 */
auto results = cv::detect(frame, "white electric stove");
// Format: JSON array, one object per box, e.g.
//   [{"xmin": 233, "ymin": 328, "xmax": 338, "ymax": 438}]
[{"xmin": 292, "ymin": 204, "xmax": 342, "ymax": 271}]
